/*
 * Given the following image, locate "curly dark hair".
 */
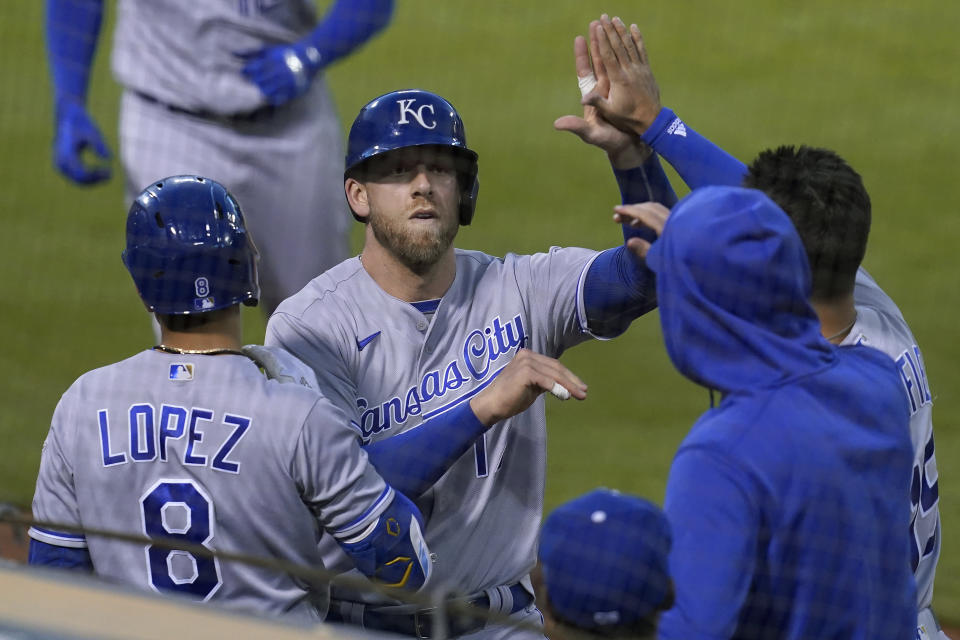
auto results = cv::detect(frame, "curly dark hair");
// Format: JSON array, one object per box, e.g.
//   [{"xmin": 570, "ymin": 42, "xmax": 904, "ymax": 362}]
[{"xmin": 744, "ymin": 145, "xmax": 871, "ymax": 301}]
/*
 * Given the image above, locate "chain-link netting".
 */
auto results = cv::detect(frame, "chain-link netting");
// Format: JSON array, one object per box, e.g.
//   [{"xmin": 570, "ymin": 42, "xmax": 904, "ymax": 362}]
[{"xmin": 2, "ymin": 1, "xmax": 958, "ymax": 638}]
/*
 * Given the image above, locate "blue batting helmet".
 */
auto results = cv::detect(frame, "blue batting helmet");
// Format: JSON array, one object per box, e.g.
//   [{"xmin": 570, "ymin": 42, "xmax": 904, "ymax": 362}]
[
  {"xmin": 122, "ymin": 175, "xmax": 260, "ymax": 315},
  {"xmin": 539, "ymin": 488, "xmax": 673, "ymax": 632},
  {"xmin": 344, "ymin": 89, "xmax": 479, "ymax": 225}
]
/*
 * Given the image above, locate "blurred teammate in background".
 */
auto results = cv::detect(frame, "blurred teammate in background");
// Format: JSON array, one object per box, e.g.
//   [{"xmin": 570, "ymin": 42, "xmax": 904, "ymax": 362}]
[
  {"xmin": 28, "ymin": 175, "xmax": 432, "ymax": 621},
  {"xmin": 264, "ymin": 83, "xmax": 676, "ymax": 638},
  {"xmin": 533, "ymin": 488, "xmax": 673, "ymax": 640},
  {"xmin": 615, "ymin": 185, "xmax": 916, "ymax": 638},
  {"xmin": 45, "ymin": 0, "xmax": 394, "ymax": 314},
  {"xmin": 568, "ymin": 15, "xmax": 945, "ymax": 638}
]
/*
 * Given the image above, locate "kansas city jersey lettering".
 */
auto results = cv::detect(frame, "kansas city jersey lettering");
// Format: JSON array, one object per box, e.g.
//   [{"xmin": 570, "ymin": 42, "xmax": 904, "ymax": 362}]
[
  {"xmin": 98, "ymin": 404, "xmax": 251, "ymax": 473},
  {"xmin": 353, "ymin": 314, "xmax": 525, "ymax": 442},
  {"xmin": 896, "ymin": 345, "xmax": 931, "ymax": 415}
]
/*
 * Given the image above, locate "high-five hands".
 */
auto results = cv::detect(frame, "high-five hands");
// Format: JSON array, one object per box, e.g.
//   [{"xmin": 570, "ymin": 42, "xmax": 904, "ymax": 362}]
[
  {"xmin": 554, "ymin": 32, "xmax": 651, "ymax": 168},
  {"xmin": 581, "ymin": 15, "xmax": 662, "ymax": 137}
]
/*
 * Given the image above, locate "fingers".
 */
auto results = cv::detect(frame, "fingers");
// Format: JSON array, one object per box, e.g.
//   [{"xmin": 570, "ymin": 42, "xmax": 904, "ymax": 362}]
[
  {"xmin": 611, "ymin": 16, "xmax": 640, "ymax": 65},
  {"xmin": 614, "ymin": 201, "xmax": 671, "ymax": 235},
  {"xmin": 573, "ymin": 35, "xmax": 599, "ymax": 98},
  {"xmin": 549, "ymin": 382, "xmax": 571, "ymax": 401},
  {"xmin": 592, "ymin": 16, "xmax": 624, "ymax": 82},
  {"xmin": 90, "ymin": 132, "xmax": 111, "ymax": 159},
  {"xmin": 574, "ymin": 35, "xmax": 591, "ymax": 78},
  {"xmin": 469, "ymin": 350, "xmax": 587, "ymax": 425},
  {"xmin": 553, "ymin": 115, "xmax": 590, "ymax": 139},
  {"xmin": 514, "ymin": 349, "xmax": 588, "ymax": 400},
  {"xmin": 599, "ymin": 15, "xmax": 630, "ymax": 69},
  {"xmin": 588, "ymin": 21, "xmax": 610, "ymax": 95},
  {"xmin": 630, "ymin": 23, "xmax": 649, "ymax": 66},
  {"xmin": 626, "ymin": 236, "xmax": 653, "ymax": 260}
]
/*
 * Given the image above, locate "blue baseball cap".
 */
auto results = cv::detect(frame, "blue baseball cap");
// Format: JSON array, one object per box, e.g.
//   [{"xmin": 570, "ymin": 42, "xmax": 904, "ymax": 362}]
[{"xmin": 538, "ymin": 489, "xmax": 672, "ymax": 631}]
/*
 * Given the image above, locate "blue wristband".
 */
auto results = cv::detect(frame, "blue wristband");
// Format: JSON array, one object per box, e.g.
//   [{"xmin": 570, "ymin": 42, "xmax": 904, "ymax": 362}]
[{"xmin": 641, "ymin": 107, "xmax": 748, "ymax": 190}]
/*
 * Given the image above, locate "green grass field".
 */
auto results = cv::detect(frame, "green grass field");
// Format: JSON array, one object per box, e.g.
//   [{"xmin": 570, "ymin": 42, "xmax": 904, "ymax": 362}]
[{"xmin": 2, "ymin": 0, "xmax": 958, "ymax": 622}]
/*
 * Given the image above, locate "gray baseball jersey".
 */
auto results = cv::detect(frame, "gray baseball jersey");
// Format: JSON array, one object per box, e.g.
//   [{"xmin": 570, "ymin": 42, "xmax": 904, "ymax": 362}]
[
  {"xmin": 841, "ymin": 269, "xmax": 940, "ymax": 613},
  {"xmin": 111, "ymin": 0, "xmax": 349, "ymax": 312},
  {"xmin": 29, "ymin": 350, "xmax": 393, "ymax": 622},
  {"xmin": 266, "ymin": 248, "xmax": 599, "ymax": 597}
]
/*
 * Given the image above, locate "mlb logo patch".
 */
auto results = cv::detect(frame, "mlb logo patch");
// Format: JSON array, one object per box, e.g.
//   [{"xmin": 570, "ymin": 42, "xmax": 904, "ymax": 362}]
[
  {"xmin": 194, "ymin": 297, "xmax": 216, "ymax": 311},
  {"xmin": 169, "ymin": 363, "xmax": 194, "ymax": 381}
]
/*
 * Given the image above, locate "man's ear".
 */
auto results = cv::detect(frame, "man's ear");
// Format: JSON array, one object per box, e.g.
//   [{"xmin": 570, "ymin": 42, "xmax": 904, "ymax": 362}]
[{"xmin": 345, "ymin": 178, "xmax": 370, "ymax": 221}]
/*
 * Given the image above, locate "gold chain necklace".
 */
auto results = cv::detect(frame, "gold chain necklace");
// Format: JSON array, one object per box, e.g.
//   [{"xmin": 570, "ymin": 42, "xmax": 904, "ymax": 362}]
[
  {"xmin": 154, "ymin": 344, "xmax": 245, "ymax": 357},
  {"xmin": 825, "ymin": 315, "xmax": 857, "ymax": 343}
]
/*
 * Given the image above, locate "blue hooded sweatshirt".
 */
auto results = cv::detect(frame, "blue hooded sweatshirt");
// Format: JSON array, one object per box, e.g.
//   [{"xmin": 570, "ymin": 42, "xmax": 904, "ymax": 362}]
[{"xmin": 649, "ymin": 187, "xmax": 915, "ymax": 639}]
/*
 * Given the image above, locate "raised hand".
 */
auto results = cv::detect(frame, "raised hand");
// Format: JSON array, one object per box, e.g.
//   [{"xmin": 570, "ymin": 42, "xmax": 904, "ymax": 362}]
[
  {"xmin": 469, "ymin": 349, "xmax": 587, "ymax": 426},
  {"xmin": 554, "ymin": 34, "xmax": 651, "ymax": 168},
  {"xmin": 582, "ymin": 16, "xmax": 662, "ymax": 137}
]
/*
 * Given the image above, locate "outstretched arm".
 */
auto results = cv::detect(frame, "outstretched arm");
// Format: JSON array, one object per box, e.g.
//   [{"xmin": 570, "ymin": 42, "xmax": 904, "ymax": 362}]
[
  {"xmin": 365, "ymin": 349, "xmax": 587, "ymax": 496},
  {"xmin": 251, "ymin": 341, "xmax": 587, "ymax": 499},
  {"xmin": 555, "ymin": 28, "xmax": 673, "ymax": 337},
  {"xmin": 45, "ymin": 0, "xmax": 112, "ymax": 184},
  {"xmin": 239, "ymin": 0, "xmax": 394, "ymax": 106},
  {"xmin": 583, "ymin": 16, "xmax": 747, "ymax": 189}
]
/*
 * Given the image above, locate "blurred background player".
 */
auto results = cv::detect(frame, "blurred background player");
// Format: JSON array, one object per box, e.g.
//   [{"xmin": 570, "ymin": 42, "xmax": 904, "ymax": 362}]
[
  {"xmin": 27, "ymin": 175, "xmax": 431, "ymax": 621},
  {"xmin": 616, "ymin": 187, "xmax": 916, "ymax": 638},
  {"xmin": 45, "ymin": 0, "xmax": 394, "ymax": 314},
  {"xmin": 265, "ymin": 88, "xmax": 675, "ymax": 638},
  {"xmin": 575, "ymin": 15, "xmax": 946, "ymax": 637},
  {"xmin": 533, "ymin": 488, "xmax": 673, "ymax": 640}
]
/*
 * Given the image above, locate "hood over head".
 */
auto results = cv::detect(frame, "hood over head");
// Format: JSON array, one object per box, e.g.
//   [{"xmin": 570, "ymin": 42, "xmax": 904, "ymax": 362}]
[{"xmin": 646, "ymin": 186, "xmax": 833, "ymax": 393}]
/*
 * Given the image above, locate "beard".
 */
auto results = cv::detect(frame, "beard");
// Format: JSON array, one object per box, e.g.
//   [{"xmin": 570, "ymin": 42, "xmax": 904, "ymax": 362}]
[{"xmin": 368, "ymin": 205, "xmax": 459, "ymax": 274}]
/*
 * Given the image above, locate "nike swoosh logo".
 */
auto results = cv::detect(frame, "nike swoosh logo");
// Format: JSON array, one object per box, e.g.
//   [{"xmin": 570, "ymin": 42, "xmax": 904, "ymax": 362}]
[{"xmin": 356, "ymin": 331, "xmax": 381, "ymax": 351}]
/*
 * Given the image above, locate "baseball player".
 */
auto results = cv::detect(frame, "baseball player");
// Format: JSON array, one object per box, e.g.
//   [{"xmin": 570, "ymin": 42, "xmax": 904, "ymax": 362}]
[
  {"xmin": 45, "ymin": 0, "xmax": 394, "ymax": 314},
  {"xmin": 576, "ymin": 15, "xmax": 946, "ymax": 637},
  {"xmin": 532, "ymin": 488, "xmax": 673, "ymax": 640},
  {"xmin": 265, "ymin": 88, "xmax": 676, "ymax": 638},
  {"xmin": 27, "ymin": 175, "xmax": 432, "ymax": 622},
  {"xmin": 619, "ymin": 186, "xmax": 916, "ymax": 637}
]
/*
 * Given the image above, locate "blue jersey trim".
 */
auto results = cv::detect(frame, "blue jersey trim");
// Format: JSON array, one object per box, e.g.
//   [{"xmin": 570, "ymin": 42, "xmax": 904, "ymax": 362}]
[
  {"xmin": 31, "ymin": 526, "xmax": 86, "ymax": 540},
  {"xmin": 410, "ymin": 299, "xmax": 441, "ymax": 313},
  {"xmin": 333, "ymin": 484, "xmax": 394, "ymax": 537},
  {"xmin": 29, "ymin": 539, "xmax": 93, "ymax": 570}
]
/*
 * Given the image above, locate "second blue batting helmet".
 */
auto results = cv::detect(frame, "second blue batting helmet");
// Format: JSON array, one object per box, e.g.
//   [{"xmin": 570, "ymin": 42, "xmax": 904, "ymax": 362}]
[
  {"xmin": 122, "ymin": 175, "xmax": 260, "ymax": 315},
  {"xmin": 345, "ymin": 89, "xmax": 480, "ymax": 225}
]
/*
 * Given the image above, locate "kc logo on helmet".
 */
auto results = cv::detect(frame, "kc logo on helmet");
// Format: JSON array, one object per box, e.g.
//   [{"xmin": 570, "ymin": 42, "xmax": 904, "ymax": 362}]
[{"xmin": 396, "ymin": 99, "xmax": 436, "ymax": 130}]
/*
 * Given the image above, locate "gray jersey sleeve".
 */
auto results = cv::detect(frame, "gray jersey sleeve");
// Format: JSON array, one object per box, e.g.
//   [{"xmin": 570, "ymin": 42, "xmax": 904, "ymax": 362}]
[
  {"xmin": 292, "ymin": 398, "xmax": 392, "ymax": 540},
  {"xmin": 29, "ymin": 396, "xmax": 86, "ymax": 548},
  {"xmin": 509, "ymin": 246, "xmax": 597, "ymax": 356},
  {"xmin": 266, "ymin": 313, "xmax": 360, "ymax": 418}
]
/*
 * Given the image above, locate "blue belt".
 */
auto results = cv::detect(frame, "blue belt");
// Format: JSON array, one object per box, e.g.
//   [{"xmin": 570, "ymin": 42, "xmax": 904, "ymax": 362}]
[{"xmin": 327, "ymin": 582, "xmax": 534, "ymax": 638}]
